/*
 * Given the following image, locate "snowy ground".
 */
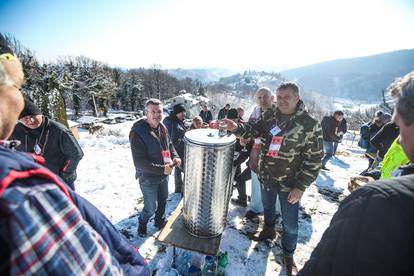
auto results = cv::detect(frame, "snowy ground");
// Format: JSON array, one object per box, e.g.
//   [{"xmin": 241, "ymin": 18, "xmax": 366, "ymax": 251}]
[{"xmin": 76, "ymin": 123, "xmax": 367, "ymax": 275}]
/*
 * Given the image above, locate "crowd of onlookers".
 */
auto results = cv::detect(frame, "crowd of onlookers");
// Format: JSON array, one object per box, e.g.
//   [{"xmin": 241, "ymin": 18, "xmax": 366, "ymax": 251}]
[{"xmin": 2, "ymin": 31, "xmax": 414, "ymax": 276}]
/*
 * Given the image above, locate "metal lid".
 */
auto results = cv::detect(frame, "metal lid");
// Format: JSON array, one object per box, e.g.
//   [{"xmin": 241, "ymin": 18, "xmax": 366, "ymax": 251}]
[{"xmin": 184, "ymin": 128, "xmax": 236, "ymax": 147}]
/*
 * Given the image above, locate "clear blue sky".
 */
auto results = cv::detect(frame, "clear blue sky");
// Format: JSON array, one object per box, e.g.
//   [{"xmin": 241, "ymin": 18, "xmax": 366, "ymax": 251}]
[{"xmin": 1, "ymin": 0, "xmax": 414, "ymax": 70}]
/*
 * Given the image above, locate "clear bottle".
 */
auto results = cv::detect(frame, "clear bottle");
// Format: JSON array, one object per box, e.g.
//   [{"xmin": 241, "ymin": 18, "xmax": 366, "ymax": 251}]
[
  {"xmin": 202, "ymin": 255, "xmax": 217, "ymax": 276},
  {"xmin": 218, "ymin": 120, "xmax": 227, "ymax": 137},
  {"xmin": 176, "ymin": 251, "xmax": 192, "ymax": 275}
]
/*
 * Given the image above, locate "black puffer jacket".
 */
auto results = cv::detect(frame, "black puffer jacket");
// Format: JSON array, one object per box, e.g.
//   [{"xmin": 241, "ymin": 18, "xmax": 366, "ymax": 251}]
[
  {"xmin": 299, "ymin": 166, "xmax": 414, "ymax": 276},
  {"xmin": 370, "ymin": 122, "xmax": 399, "ymax": 158},
  {"xmin": 11, "ymin": 117, "xmax": 84, "ymax": 185},
  {"xmin": 321, "ymin": 116, "xmax": 346, "ymax": 142}
]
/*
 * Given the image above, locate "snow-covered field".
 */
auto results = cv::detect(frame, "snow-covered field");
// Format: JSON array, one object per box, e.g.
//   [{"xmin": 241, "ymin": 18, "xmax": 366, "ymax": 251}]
[{"xmin": 76, "ymin": 123, "xmax": 367, "ymax": 275}]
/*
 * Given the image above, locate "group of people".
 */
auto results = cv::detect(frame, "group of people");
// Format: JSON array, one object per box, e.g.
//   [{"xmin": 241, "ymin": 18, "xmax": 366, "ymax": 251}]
[
  {"xmin": 2, "ymin": 29, "xmax": 414, "ymax": 276},
  {"xmin": 0, "ymin": 34, "xmax": 149, "ymax": 274}
]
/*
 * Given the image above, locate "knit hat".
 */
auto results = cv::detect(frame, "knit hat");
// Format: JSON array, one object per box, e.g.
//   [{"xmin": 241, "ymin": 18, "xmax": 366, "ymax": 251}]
[
  {"xmin": 379, "ymin": 113, "xmax": 392, "ymax": 124},
  {"xmin": 173, "ymin": 104, "xmax": 186, "ymax": 115},
  {"xmin": 226, "ymin": 108, "xmax": 239, "ymax": 119},
  {"xmin": 0, "ymin": 33, "xmax": 16, "ymax": 61},
  {"xmin": 19, "ymin": 98, "xmax": 42, "ymax": 119}
]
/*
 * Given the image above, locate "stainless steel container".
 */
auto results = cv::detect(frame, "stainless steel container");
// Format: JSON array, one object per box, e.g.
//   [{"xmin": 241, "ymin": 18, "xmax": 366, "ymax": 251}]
[{"xmin": 183, "ymin": 128, "xmax": 236, "ymax": 238}]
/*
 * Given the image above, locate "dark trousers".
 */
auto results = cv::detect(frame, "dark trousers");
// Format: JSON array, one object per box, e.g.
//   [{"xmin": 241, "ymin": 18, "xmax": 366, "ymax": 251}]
[
  {"xmin": 174, "ymin": 167, "xmax": 183, "ymax": 193},
  {"xmin": 235, "ymin": 166, "xmax": 251, "ymax": 201}
]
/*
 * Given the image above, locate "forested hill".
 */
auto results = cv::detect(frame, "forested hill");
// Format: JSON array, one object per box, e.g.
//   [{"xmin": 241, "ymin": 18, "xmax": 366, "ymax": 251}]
[
  {"xmin": 168, "ymin": 68, "xmax": 233, "ymax": 83},
  {"xmin": 281, "ymin": 49, "xmax": 414, "ymax": 101}
]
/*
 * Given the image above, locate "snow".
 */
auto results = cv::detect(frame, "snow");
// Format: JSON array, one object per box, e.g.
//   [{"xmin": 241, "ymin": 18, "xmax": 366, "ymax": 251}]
[
  {"xmin": 332, "ymin": 98, "xmax": 380, "ymax": 113},
  {"xmin": 76, "ymin": 125, "xmax": 367, "ymax": 275}
]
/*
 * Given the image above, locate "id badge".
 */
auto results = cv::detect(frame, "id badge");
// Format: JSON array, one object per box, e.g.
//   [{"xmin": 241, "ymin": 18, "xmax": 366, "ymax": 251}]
[
  {"xmin": 162, "ymin": 150, "xmax": 172, "ymax": 164},
  {"xmin": 266, "ymin": 136, "xmax": 283, "ymax": 158},
  {"xmin": 253, "ymin": 138, "xmax": 262, "ymax": 149},
  {"xmin": 34, "ymin": 143, "xmax": 42, "ymax": 155},
  {"xmin": 270, "ymin": 125, "xmax": 282, "ymax": 136}
]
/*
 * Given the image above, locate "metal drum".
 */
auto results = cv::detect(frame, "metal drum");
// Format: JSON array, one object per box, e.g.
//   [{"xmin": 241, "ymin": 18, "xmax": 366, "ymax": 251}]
[{"xmin": 183, "ymin": 128, "xmax": 236, "ymax": 238}]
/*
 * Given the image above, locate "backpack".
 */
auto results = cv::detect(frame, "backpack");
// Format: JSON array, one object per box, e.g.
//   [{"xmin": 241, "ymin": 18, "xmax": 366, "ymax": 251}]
[
  {"xmin": 358, "ymin": 123, "xmax": 371, "ymax": 149},
  {"xmin": 0, "ymin": 149, "xmax": 122, "ymax": 275}
]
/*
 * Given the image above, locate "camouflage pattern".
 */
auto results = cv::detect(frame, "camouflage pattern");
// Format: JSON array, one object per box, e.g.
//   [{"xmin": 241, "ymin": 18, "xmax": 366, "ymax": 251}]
[{"xmin": 235, "ymin": 100, "xmax": 323, "ymax": 192}]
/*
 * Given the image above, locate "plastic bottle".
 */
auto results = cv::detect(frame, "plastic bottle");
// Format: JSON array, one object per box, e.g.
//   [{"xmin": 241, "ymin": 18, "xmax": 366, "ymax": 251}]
[
  {"xmin": 216, "ymin": 252, "xmax": 228, "ymax": 276},
  {"xmin": 202, "ymin": 255, "xmax": 217, "ymax": 276},
  {"xmin": 176, "ymin": 251, "xmax": 192, "ymax": 275}
]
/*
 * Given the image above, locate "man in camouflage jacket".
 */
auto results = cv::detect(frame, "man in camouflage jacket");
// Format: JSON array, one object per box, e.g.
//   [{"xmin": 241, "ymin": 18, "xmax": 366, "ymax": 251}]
[{"xmin": 225, "ymin": 82, "xmax": 323, "ymax": 276}]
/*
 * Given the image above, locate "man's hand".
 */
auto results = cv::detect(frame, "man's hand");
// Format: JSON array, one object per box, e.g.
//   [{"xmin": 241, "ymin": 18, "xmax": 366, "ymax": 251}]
[
  {"xmin": 221, "ymin": 118, "xmax": 238, "ymax": 132},
  {"xmin": 172, "ymin": 158, "xmax": 182, "ymax": 167},
  {"xmin": 287, "ymin": 188, "xmax": 304, "ymax": 204},
  {"xmin": 239, "ymin": 137, "xmax": 249, "ymax": 146},
  {"xmin": 163, "ymin": 164, "xmax": 173, "ymax": 175}
]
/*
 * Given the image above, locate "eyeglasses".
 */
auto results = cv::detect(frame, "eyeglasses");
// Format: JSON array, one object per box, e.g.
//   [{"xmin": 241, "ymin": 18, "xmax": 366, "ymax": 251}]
[{"xmin": 19, "ymin": 115, "xmax": 40, "ymax": 123}]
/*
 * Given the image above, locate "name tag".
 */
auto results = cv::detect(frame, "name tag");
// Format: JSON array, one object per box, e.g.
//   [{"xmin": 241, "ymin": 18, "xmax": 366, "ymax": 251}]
[
  {"xmin": 270, "ymin": 125, "xmax": 282, "ymax": 136},
  {"xmin": 162, "ymin": 150, "xmax": 172, "ymax": 164},
  {"xmin": 266, "ymin": 136, "xmax": 283, "ymax": 158}
]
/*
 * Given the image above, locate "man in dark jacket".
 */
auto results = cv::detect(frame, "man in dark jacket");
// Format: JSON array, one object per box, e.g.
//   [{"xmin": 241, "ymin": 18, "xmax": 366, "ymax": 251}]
[
  {"xmin": 363, "ymin": 111, "xmax": 390, "ymax": 171},
  {"xmin": 299, "ymin": 70, "xmax": 414, "ymax": 276},
  {"xmin": 199, "ymin": 104, "xmax": 213, "ymax": 123},
  {"xmin": 320, "ymin": 110, "xmax": 346, "ymax": 170},
  {"xmin": 227, "ymin": 108, "xmax": 252, "ymax": 207},
  {"xmin": 11, "ymin": 98, "xmax": 84, "ymax": 190},
  {"xmin": 217, "ymin": 103, "xmax": 230, "ymax": 120},
  {"xmin": 370, "ymin": 121, "xmax": 399, "ymax": 159},
  {"xmin": 130, "ymin": 98, "xmax": 181, "ymax": 237},
  {"xmin": 0, "ymin": 34, "xmax": 149, "ymax": 275},
  {"xmin": 163, "ymin": 103, "xmax": 187, "ymax": 194}
]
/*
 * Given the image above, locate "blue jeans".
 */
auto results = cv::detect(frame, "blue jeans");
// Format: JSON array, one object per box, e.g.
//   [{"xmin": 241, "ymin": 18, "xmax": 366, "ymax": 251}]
[
  {"xmin": 321, "ymin": 141, "xmax": 334, "ymax": 167},
  {"xmin": 261, "ymin": 185, "xmax": 299, "ymax": 256},
  {"xmin": 333, "ymin": 141, "xmax": 339, "ymax": 155},
  {"xmin": 249, "ymin": 171, "xmax": 263, "ymax": 213},
  {"xmin": 138, "ymin": 175, "xmax": 169, "ymax": 225}
]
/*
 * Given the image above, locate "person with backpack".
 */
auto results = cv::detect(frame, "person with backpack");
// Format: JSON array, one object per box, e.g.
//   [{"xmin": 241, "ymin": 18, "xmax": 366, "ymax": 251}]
[
  {"xmin": 299, "ymin": 70, "xmax": 414, "ymax": 276},
  {"xmin": 0, "ymin": 34, "xmax": 149, "ymax": 275},
  {"xmin": 359, "ymin": 111, "xmax": 390, "ymax": 172}
]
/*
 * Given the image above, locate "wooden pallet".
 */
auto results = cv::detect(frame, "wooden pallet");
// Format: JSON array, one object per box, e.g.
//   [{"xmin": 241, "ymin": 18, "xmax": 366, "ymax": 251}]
[{"xmin": 157, "ymin": 201, "xmax": 222, "ymax": 256}]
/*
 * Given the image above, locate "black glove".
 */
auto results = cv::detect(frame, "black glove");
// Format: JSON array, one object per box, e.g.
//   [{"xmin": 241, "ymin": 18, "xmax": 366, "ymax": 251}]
[{"xmin": 60, "ymin": 171, "xmax": 77, "ymax": 185}]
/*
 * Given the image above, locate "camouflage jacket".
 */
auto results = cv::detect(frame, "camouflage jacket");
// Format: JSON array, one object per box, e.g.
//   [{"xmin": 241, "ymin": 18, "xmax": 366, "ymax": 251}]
[{"xmin": 235, "ymin": 100, "xmax": 323, "ymax": 192}]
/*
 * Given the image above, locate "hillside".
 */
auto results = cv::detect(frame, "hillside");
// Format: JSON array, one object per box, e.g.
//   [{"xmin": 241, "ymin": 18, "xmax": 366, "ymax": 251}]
[
  {"xmin": 168, "ymin": 68, "xmax": 234, "ymax": 83},
  {"xmin": 281, "ymin": 49, "xmax": 414, "ymax": 101}
]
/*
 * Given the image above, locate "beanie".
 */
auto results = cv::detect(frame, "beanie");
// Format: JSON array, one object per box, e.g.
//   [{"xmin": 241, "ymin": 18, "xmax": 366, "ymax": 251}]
[
  {"xmin": 173, "ymin": 104, "xmax": 186, "ymax": 115},
  {"xmin": 226, "ymin": 108, "xmax": 239, "ymax": 119},
  {"xmin": 19, "ymin": 98, "xmax": 42, "ymax": 119}
]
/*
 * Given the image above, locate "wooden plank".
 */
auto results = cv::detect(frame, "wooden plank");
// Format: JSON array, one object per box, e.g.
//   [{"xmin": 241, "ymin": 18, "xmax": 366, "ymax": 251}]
[{"xmin": 157, "ymin": 201, "xmax": 222, "ymax": 256}]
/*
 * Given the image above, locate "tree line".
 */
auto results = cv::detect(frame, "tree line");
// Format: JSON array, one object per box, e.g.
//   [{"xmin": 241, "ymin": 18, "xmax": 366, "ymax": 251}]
[{"xmin": 6, "ymin": 35, "xmax": 205, "ymax": 126}]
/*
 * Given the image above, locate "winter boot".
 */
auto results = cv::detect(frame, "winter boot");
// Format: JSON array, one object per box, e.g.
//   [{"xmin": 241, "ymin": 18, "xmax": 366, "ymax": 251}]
[
  {"xmin": 138, "ymin": 222, "xmax": 147, "ymax": 237},
  {"xmin": 282, "ymin": 255, "xmax": 298, "ymax": 276},
  {"xmin": 155, "ymin": 217, "xmax": 167, "ymax": 229},
  {"xmin": 245, "ymin": 210, "xmax": 261, "ymax": 221},
  {"xmin": 230, "ymin": 197, "xmax": 247, "ymax": 207},
  {"xmin": 257, "ymin": 225, "xmax": 276, "ymax": 241}
]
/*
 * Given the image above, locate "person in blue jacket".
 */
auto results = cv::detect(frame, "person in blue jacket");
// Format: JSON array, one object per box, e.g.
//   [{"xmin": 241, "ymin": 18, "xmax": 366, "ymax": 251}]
[{"xmin": 0, "ymin": 33, "xmax": 149, "ymax": 275}]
